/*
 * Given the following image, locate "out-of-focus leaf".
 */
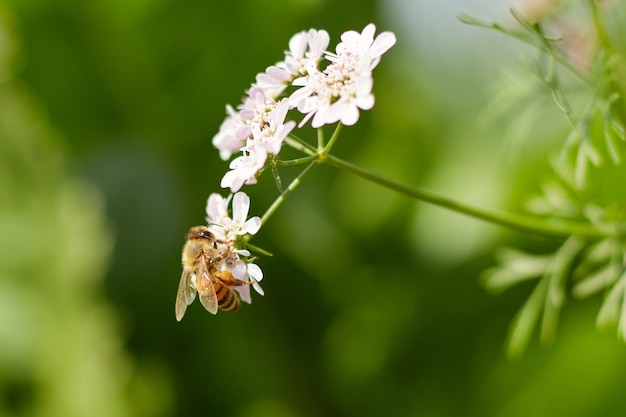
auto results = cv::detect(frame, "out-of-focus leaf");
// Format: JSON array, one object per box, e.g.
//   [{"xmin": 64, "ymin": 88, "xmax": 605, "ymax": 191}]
[
  {"xmin": 573, "ymin": 263, "xmax": 620, "ymax": 298},
  {"xmin": 482, "ymin": 248, "xmax": 550, "ymax": 294},
  {"xmin": 597, "ymin": 273, "xmax": 626, "ymax": 334}
]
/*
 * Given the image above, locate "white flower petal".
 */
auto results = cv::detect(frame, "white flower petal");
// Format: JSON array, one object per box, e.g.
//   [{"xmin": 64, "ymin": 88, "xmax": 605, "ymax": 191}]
[
  {"xmin": 206, "ymin": 193, "xmax": 226, "ymax": 222},
  {"xmin": 253, "ymin": 280, "xmax": 264, "ymax": 296},
  {"xmin": 234, "ymin": 248, "xmax": 251, "ymax": 256},
  {"xmin": 247, "ymin": 263, "xmax": 264, "ymax": 282},
  {"xmin": 288, "ymin": 31, "xmax": 308, "ymax": 58},
  {"xmin": 221, "ymin": 171, "xmax": 245, "ymax": 193},
  {"xmin": 339, "ymin": 104, "xmax": 360, "ymax": 126},
  {"xmin": 232, "ymin": 192, "xmax": 250, "ymax": 223},
  {"xmin": 369, "ymin": 32, "xmax": 397, "ymax": 61},
  {"xmin": 244, "ymin": 216, "xmax": 261, "ymax": 235}
]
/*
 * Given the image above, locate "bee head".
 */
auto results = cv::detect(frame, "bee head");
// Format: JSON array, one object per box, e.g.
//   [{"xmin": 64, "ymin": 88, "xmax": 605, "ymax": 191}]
[{"xmin": 187, "ymin": 226, "xmax": 215, "ymax": 241}]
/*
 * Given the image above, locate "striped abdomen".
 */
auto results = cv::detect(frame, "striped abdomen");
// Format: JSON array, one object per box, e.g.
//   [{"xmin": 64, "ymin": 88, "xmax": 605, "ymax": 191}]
[{"xmin": 215, "ymin": 281, "xmax": 240, "ymax": 312}]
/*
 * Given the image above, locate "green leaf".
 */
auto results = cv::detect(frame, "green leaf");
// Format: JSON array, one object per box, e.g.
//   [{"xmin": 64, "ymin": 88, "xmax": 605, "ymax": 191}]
[
  {"xmin": 597, "ymin": 273, "xmax": 626, "ymax": 329},
  {"xmin": 482, "ymin": 248, "xmax": 550, "ymax": 294}
]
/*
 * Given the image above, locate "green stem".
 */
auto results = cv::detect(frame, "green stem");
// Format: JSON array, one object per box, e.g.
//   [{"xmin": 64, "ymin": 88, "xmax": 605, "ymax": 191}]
[
  {"xmin": 317, "ymin": 127, "xmax": 325, "ymax": 150},
  {"xmin": 285, "ymin": 135, "xmax": 316, "ymax": 155},
  {"xmin": 589, "ymin": 0, "xmax": 609, "ymax": 50},
  {"xmin": 458, "ymin": 11, "xmax": 591, "ymax": 84},
  {"xmin": 325, "ymin": 154, "xmax": 611, "ymax": 238},
  {"xmin": 277, "ymin": 155, "xmax": 318, "ymax": 166},
  {"xmin": 259, "ymin": 160, "xmax": 318, "ymax": 226},
  {"xmin": 322, "ymin": 123, "xmax": 343, "ymax": 155}
]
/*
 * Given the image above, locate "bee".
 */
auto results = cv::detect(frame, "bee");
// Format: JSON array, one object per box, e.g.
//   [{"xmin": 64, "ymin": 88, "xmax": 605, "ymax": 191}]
[{"xmin": 175, "ymin": 226, "xmax": 252, "ymax": 321}]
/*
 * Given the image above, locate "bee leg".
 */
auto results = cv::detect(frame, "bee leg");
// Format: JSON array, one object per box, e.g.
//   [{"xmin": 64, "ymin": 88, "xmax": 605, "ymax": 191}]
[{"xmin": 215, "ymin": 270, "xmax": 254, "ymax": 286}]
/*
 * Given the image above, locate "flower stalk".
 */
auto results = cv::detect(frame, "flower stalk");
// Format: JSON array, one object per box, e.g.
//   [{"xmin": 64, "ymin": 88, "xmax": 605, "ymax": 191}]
[{"xmin": 324, "ymin": 154, "xmax": 612, "ymax": 239}]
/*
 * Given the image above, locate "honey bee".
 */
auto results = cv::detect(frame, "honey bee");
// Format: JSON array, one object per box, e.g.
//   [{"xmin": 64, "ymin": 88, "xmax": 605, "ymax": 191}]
[{"xmin": 175, "ymin": 226, "xmax": 252, "ymax": 321}]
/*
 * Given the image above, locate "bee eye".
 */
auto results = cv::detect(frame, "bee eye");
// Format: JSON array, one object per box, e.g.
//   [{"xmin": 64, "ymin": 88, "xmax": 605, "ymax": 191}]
[{"xmin": 199, "ymin": 231, "xmax": 213, "ymax": 239}]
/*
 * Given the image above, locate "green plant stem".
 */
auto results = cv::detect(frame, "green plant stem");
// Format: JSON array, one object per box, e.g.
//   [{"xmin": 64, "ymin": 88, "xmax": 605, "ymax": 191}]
[
  {"xmin": 458, "ymin": 11, "xmax": 590, "ymax": 84},
  {"xmin": 259, "ymin": 160, "xmax": 318, "ymax": 226},
  {"xmin": 325, "ymin": 154, "xmax": 612, "ymax": 238},
  {"xmin": 322, "ymin": 124, "xmax": 343, "ymax": 155},
  {"xmin": 317, "ymin": 127, "xmax": 325, "ymax": 150},
  {"xmin": 589, "ymin": 0, "xmax": 609, "ymax": 50},
  {"xmin": 285, "ymin": 136, "xmax": 316, "ymax": 155},
  {"xmin": 277, "ymin": 155, "xmax": 318, "ymax": 166}
]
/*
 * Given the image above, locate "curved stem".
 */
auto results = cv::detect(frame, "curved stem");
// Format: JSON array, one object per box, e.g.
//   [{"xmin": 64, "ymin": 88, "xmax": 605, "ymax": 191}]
[
  {"xmin": 322, "ymin": 123, "xmax": 343, "ymax": 155},
  {"xmin": 285, "ymin": 135, "xmax": 316, "ymax": 155},
  {"xmin": 277, "ymin": 155, "xmax": 318, "ymax": 166},
  {"xmin": 325, "ymin": 154, "xmax": 613, "ymax": 238}
]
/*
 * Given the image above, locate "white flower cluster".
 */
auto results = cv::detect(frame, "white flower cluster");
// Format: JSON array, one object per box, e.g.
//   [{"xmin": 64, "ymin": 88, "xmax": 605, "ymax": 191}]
[
  {"xmin": 204, "ymin": 191, "xmax": 264, "ymax": 302},
  {"xmin": 213, "ymin": 23, "xmax": 397, "ymax": 193}
]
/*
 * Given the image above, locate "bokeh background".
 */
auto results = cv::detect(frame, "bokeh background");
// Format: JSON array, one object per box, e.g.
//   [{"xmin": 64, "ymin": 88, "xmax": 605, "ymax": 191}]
[{"xmin": 2, "ymin": 0, "xmax": 626, "ymax": 416}]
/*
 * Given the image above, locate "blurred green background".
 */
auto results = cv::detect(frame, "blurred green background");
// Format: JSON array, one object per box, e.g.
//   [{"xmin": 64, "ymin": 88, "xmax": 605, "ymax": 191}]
[{"xmin": 1, "ymin": 0, "xmax": 626, "ymax": 416}]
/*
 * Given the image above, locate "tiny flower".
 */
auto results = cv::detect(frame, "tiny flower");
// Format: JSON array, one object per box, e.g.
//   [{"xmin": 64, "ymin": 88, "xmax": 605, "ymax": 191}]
[
  {"xmin": 220, "ymin": 147, "xmax": 267, "ymax": 193},
  {"xmin": 231, "ymin": 192, "xmax": 262, "ymax": 236},
  {"xmin": 231, "ymin": 260, "xmax": 264, "ymax": 303},
  {"xmin": 249, "ymin": 98, "xmax": 295, "ymax": 155},
  {"xmin": 255, "ymin": 66, "xmax": 293, "ymax": 98},
  {"xmin": 331, "ymin": 23, "xmax": 397, "ymax": 72},
  {"xmin": 212, "ymin": 105, "xmax": 249, "ymax": 160},
  {"xmin": 206, "ymin": 191, "xmax": 262, "ymax": 240},
  {"xmin": 206, "ymin": 192, "xmax": 232, "ymax": 228},
  {"xmin": 285, "ymin": 29, "xmax": 330, "ymax": 76}
]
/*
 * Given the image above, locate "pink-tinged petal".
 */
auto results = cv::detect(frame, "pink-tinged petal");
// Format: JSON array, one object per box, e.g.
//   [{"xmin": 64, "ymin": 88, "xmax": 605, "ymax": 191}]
[
  {"xmin": 234, "ymin": 285, "xmax": 252, "ymax": 304},
  {"xmin": 273, "ymin": 99, "xmax": 290, "ymax": 124},
  {"xmin": 206, "ymin": 193, "xmax": 227, "ymax": 221},
  {"xmin": 221, "ymin": 171, "xmax": 245, "ymax": 193},
  {"xmin": 280, "ymin": 120, "xmax": 296, "ymax": 137},
  {"xmin": 288, "ymin": 31, "xmax": 309, "ymax": 58},
  {"xmin": 232, "ymin": 261, "xmax": 247, "ymax": 279},
  {"xmin": 308, "ymin": 29, "xmax": 330, "ymax": 55},
  {"xmin": 234, "ymin": 125, "xmax": 251, "ymax": 140},
  {"xmin": 232, "ymin": 192, "xmax": 250, "ymax": 223},
  {"xmin": 267, "ymin": 66, "xmax": 292, "ymax": 82}
]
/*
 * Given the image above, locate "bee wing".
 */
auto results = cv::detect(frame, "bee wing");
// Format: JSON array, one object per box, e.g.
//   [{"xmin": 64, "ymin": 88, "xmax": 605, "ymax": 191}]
[
  {"xmin": 196, "ymin": 257, "xmax": 219, "ymax": 315},
  {"xmin": 175, "ymin": 267, "xmax": 197, "ymax": 321}
]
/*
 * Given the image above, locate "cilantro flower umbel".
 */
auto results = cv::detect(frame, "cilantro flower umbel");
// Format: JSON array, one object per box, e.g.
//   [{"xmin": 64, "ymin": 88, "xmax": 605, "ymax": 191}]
[
  {"xmin": 213, "ymin": 23, "xmax": 395, "ymax": 193},
  {"xmin": 206, "ymin": 191, "xmax": 261, "ymax": 240},
  {"xmin": 220, "ymin": 147, "xmax": 267, "ymax": 192}
]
